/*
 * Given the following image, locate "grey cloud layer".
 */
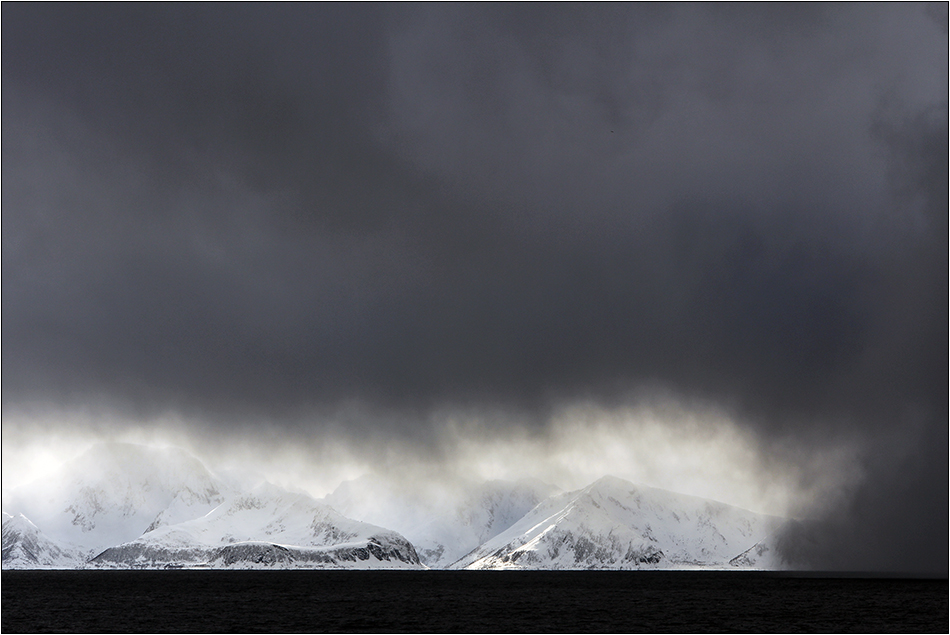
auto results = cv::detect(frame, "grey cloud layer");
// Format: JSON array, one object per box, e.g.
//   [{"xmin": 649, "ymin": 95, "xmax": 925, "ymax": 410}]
[{"xmin": 2, "ymin": 4, "xmax": 946, "ymax": 572}]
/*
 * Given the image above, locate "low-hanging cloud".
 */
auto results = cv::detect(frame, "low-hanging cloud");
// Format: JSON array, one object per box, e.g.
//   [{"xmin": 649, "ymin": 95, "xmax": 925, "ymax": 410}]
[{"xmin": 2, "ymin": 4, "xmax": 946, "ymax": 573}]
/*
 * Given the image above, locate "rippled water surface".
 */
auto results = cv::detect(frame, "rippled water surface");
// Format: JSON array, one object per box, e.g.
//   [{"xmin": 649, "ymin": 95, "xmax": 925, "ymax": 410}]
[{"xmin": 2, "ymin": 570, "xmax": 946, "ymax": 633}]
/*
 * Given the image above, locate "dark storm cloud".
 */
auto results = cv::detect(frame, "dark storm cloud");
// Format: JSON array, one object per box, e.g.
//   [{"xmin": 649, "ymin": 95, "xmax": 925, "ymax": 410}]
[
  {"xmin": 2, "ymin": 5, "xmax": 946, "ymax": 571},
  {"xmin": 777, "ymin": 94, "xmax": 949, "ymax": 575}
]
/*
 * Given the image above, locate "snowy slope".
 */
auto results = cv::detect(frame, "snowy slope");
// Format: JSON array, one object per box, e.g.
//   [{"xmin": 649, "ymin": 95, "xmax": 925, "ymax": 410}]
[
  {"xmin": 325, "ymin": 475, "xmax": 558, "ymax": 567},
  {"xmin": 450, "ymin": 475, "xmax": 786, "ymax": 570},
  {"xmin": 1, "ymin": 512, "xmax": 85, "ymax": 569},
  {"xmin": 728, "ymin": 518, "xmax": 810, "ymax": 569},
  {"xmin": 728, "ymin": 536, "xmax": 785, "ymax": 569},
  {"xmin": 91, "ymin": 482, "xmax": 423, "ymax": 569},
  {"xmin": 2, "ymin": 443, "xmax": 794, "ymax": 571},
  {"xmin": 3, "ymin": 443, "xmax": 228, "ymax": 557}
]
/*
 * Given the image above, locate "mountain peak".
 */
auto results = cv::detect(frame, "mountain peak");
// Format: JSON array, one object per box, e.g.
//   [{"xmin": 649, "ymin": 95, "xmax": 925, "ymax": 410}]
[
  {"xmin": 586, "ymin": 474, "xmax": 637, "ymax": 490},
  {"xmin": 3, "ymin": 444, "xmax": 789, "ymax": 571},
  {"xmin": 452, "ymin": 476, "xmax": 786, "ymax": 570}
]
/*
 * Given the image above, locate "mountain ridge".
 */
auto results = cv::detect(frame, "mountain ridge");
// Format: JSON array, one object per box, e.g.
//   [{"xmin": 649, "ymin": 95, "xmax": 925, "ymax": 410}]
[
  {"xmin": 2, "ymin": 443, "xmax": 789, "ymax": 570},
  {"xmin": 449, "ymin": 475, "xmax": 787, "ymax": 570}
]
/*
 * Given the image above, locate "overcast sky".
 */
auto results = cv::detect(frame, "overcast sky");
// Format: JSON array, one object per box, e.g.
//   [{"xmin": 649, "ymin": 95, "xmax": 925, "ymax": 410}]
[{"xmin": 2, "ymin": 4, "xmax": 946, "ymax": 573}]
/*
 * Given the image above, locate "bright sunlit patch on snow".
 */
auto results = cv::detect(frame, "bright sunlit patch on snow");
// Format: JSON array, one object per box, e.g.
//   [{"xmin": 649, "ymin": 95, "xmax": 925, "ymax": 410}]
[
  {"xmin": 1, "ymin": 437, "xmax": 87, "ymax": 499},
  {"xmin": 2, "ymin": 413, "xmax": 95, "ymax": 501}
]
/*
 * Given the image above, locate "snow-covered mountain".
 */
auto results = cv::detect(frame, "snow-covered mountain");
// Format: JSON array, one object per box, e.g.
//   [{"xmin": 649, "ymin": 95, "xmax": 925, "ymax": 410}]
[
  {"xmin": 2, "ymin": 443, "xmax": 793, "ymax": 571},
  {"xmin": 324, "ymin": 475, "xmax": 558, "ymax": 567},
  {"xmin": 1, "ymin": 512, "xmax": 85, "ymax": 569},
  {"xmin": 1, "ymin": 443, "xmax": 421, "ymax": 569},
  {"xmin": 450, "ymin": 475, "xmax": 787, "ymax": 570},
  {"xmin": 92, "ymin": 482, "xmax": 422, "ymax": 569},
  {"xmin": 3, "ymin": 443, "xmax": 228, "ymax": 558}
]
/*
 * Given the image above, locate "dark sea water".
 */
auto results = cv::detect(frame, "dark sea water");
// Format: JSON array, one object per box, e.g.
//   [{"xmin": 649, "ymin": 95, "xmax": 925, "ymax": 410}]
[{"xmin": 2, "ymin": 570, "xmax": 946, "ymax": 633}]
